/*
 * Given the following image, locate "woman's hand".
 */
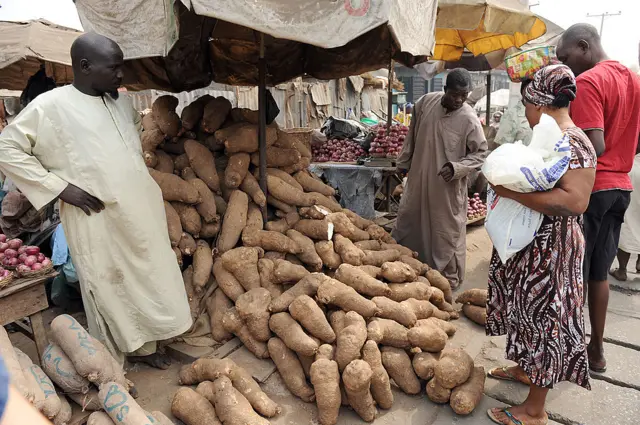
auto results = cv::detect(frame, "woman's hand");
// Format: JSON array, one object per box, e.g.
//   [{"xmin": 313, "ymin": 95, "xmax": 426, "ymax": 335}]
[{"xmin": 489, "ymin": 184, "xmax": 516, "ymax": 200}]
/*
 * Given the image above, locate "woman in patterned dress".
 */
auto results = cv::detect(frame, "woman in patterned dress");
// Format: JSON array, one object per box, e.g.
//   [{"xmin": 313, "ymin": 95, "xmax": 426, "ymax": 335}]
[{"xmin": 486, "ymin": 64, "xmax": 595, "ymax": 425}]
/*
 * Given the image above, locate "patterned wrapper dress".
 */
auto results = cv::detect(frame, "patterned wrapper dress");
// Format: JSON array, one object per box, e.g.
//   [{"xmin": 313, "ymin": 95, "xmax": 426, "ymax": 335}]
[{"xmin": 486, "ymin": 127, "xmax": 595, "ymax": 390}]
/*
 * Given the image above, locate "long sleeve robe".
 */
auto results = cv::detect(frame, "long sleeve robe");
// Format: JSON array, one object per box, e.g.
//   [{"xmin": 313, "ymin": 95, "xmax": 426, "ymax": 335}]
[
  {"xmin": 393, "ymin": 92, "xmax": 487, "ymax": 286},
  {"xmin": 0, "ymin": 85, "xmax": 192, "ymax": 358}
]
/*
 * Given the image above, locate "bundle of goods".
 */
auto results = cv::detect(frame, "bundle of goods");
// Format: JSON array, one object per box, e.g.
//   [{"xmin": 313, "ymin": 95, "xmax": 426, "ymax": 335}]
[
  {"xmin": 0, "ymin": 237, "xmax": 53, "ymax": 277},
  {"xmin": 466, "ymin": 193, "xmax": 487, "ymax": 221},
  {"xmin": 456, "ymin": 289, "xmax": 487, "ymax": 326},
  {"xmin": 142, "ymin": 95, "xmax": 484, "ymax": 423},
  {"xmin": 311, "ymin": 139, "xmax": 366, "ymax": 163},
  {"xmin": 368, "ymin": 124, "xmax": 409, "ymax": 159}
]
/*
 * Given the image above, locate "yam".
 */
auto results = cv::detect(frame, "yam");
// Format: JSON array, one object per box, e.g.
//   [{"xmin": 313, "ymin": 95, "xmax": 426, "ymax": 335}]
[
  {"xmin": 335, "ymin": 311, "xmax": 367, "ymax": 371},
  {"xmin": 177, "ymin": 232, "xmax": 196, "ymax": 257},
  {"xmin": 164, "ymin": 201, "xmax": 183, "ymax": 247},
  {"xmin": 209, "ymin": 376, "xmax": 273, "ymax": 424},
  {"xmin": 426, "ymin": 378, "xmax": 451, "ymax": 404},
  {"xmin": 242, "ymin": 229, "xmax": 301, "ymax": 255},
  {"xmin": 342, "ymin": 360, "xmax": 377, "ymax": 422},
  {"xmin": 42, "ymin": 342, "xmax": 91, "ymax": 394},
  {"xmin": 434, "ymin": 348, "xmax": 474, "ymax": 389},
  {"xmin": 181, "ymin": 167, "xmax": 197, "ymax": 181},
  {"xmin": 68, "ymin": 389, "xmax": 101, "ymax": 411},
  {"xmin": 206, "ymin": 288, "xmax": 234, "ymax": 343},
  {"xmin": 220, "ymin": 247, "xmax": 263, "ymax": 291},
  {"xmin": 334, "ymin": 234, "xmax": 365, "ymax": 266},
  {"xmin": 269, "ymin": 312, "xmax": 319, "ymax": 357},
  {"xmin": 171, "ymin": 387, "xmax": 221, "ymax": 425},
  {"xmin": 149, "ymin": 169, "xmax": 200, "ymax": 204},
  {"xmin": 222, "ymin": 308, "xmax": 269, "ymax": 358},
  {"xmin": 412, "ymin": 352, "xmax": 439, "ymax": 381},
  {"xmin": 388, "ymin": 282, "xmax": 432, "ymax": 302},
  {"xmin": 285, "ymin": 253, "xmax": 304, "ymax": 266},
  {"xmin": 143, "ymin": 151, "xmax": 158, "ymax": 168},
  {"xmin": 380, "ymin": 261, "xmax": 418, "ymax": 283},
  {"xmin": 357, "ymin": 265, "xmax": 381, "ymax": 278},
  {"xmin": 152, "ymin": 95, "xmax": 181, "ymax": 137},
  {"xmin": 362, "ymin": 341, "xmax": 393, "ymax": 410},
  {"xmin": 366, "ymin": 224, "xmax": 395, "ymax": 243},
  {"xmin": 419, "ymin": 317, "xmax": 457, "ymax": 337},
  {"xmin": 230, "ymin": 107, "xmax": 259, "ymax": 124},
  {"xmin": 183, "ymin": 139, "xmax": 221, "ymax": 193},
  {"xmin": 154, "ymin": 150, "xmax": 174, "ymax": 174},
  {"xmin": 267, "ymin": 195, "xmax": 295, "ymax": 213},
  {"xmin": 214, "ymin": 194, "xmax": 228, "ymax": 216},
  {"xmin": 100, "ymin": 382, "xmax": 157, "ymax": 425},
  {"xmin": 372, "ymin": 296, "xmax": 417, "ymax": 328},
  {"xmin": 236, "ymin": 288, "xmax": 272, "ymax": 342},
  {"xmin": 267, "ymin": 175, "xmax": 314, "ymax": 207},
  {"xmin": 201, "ymin": 96, "xmax": 231, "ymax": 133},
  {"xmin": 172, "ymin": 202, "xmax": 202, "ymax": 237},
  {"xmin": 328, "ymin": 311, "xmax": 347, "ymax": 336},
  {"xmin": 343, "ymin": 209, "xmax": 374, "ymax": 231},
  {"xmin": 220, "ymin": 123, "xmax": 277, "ymax": 153},
  {"xmin": 267, "ymin": 338, "xmax": 315, "ymax": 402},
  {"xmin": 327, "ymin": 212, "xmax": 370, "ymax": 242},
  {"xmin": 181, "ymin": 95, "xmax": 211, "ymax": 130},
  {"xmin": 192, "ymin": 240, "xmax": 213, "ymax": 291},
  {"xmin": 299, "ymin": 205, "xmax": 331, "ymax": 219},
  {"xmin": 150, "ymin": 411, "xmax": 174, "ymax": 425},
  {"xmin": 400, "ymin": 298, "xmax": 436, "ymax": 319},
  {"xmin": 293, "ymin": 171, "xmax": 335, "ymax": 196},
  {"xmin": 225, "ymin": 153, "xmax": 251, "ymax": 189},
  {"xmin": 294, "ymin": 219, "xmax": 334, "ymax": 241},
  {"xmin": 315, "ymin": 241, "xmax": 342, "ymax": 269},
  {"xmin": 264, "ymin": 167, "xmax": 303, "ymax": 190},
  {"xmin": 381, "ymin": 243, "xmax": 416, "ymax": 258},
  {"xmin": 462, "ymin": 304, "xmax": 487, "ymax": 326},
  {"xmin": 161, "ymin": 137, "xmax": 186, "ymax": 155},
  {"xmin": 334, "ymin": 264, "xmax": 390, "ymax": 297},
  {"xmin": 239, "ymin": 172, "xmax": 266, "ymax": 208},
  {"xmin": 380, "ymin": 347, "xmax": 421, "ymax": 395},
  {"xmin": 182, "ymin": 266, "xmax": 199, "ymax": 320},
  {"xmin": 310, "ymin": 356, "xmax": 341, "ymax": 425},
  {"xmin": 173, "ymin": 246, "xmax": 183, "ymax": 267},
  {"xmin": 399, "ymin": 255, "xmax": 430, "ymax": 275},
  {"xmin": 286, "ymin": 229, "xmax": 323, "ymax": 271},
  {"xmin": 289, "ymin": 295, "xmax": 336, "ymax": 343},
  {"xmin": 87, "ymin": 412, "xmax": 115, "ymax": 425},
  {"xmin": 257, "ymin": 259, "xmax": 284, "ymax": 298},
  {"xmin": 16, "ymin": 349, "xmax": 59, "ymax": 418},
  {"xmin": 217, "ymin": 190, "xmax": 249, "ymax": 252},
  {"xmin": 456, "ymin": 288, "xmax": 488, "ymax": 307},
  {"xmin": 273, "ymin": 259, "xmax": 311, "ymax": 284},
  {"xmin": 264, "ymin": 251, "xmax": 286, "ymax": 260},
  {"xmin": 141, "ymin": 121, "xmax": 164, "ymax": 152},
  {"xmin": 189, "ymin": 178, "xmax": 218, "ymax": 223},
  {"xmin": 426, "ymin": 269, "xmax": 453, "ymax": 303},
  {"xmin": 178, "ymin": 357, "xmax": 235, "ymax": 385},
  {"xmin": 251, "ymin": 147, "xmax": 301, "ymax": 168},
  {"xmin": 212, "ymin": 259, "xmax": 245, "ymax": 301},
  {"xmin": 361, "ymin": 249, "xmax": 401, "ymax": 267},
  {"xmin": 244, "ymin": 203, "xmax": 264, "ymax": 233},
  {"xmin": 407, "ymin": 323, "xmax": 447, "ymax": 353},
  {"xmin": 450, "ymin": 366, "xmax": 486, "ymax": 415},
  {"xmin": 309, "ymin": 192, "xmax": 343, "ymax": 213},
  {"xmin": 354, "ymin": 240, "xmax": 381, "ymax": 251},
  {"xmin": 316, "ymin": 275, "xmax": 377, "ymax": 318},
  {"xmin": 367, "ymin": 318, "xmax": 410, "ymax": 349},
  {"xmin": 53, "ymin": 394, "xmax": 72, "ymax": 425}
]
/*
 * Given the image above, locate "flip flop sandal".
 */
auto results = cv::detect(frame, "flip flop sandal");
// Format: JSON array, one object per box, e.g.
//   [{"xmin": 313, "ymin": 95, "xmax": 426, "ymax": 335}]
[
  {"xmin": 487, "ymin": 366, "xmax": 531, "ymax": 384},
  {"xmin": 589, "ymin": 360, "xmax": 607, "ymax": 373},
  {"xmin": 487, "ymin": 408, "xmax": 548, "ymax": 425}
]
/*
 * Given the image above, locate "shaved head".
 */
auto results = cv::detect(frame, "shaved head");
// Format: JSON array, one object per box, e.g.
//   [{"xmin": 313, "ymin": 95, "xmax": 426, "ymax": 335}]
[
  {"xmin": 71, "ymin": 32, "xmax": 124, "ymax": 98},
  {"xmin": 557, "ymin": 23, "xmax": 607, "ymax": 76}
]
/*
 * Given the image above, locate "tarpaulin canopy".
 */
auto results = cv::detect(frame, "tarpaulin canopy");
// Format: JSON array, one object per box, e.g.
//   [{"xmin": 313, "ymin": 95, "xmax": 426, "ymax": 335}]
[
  {"xmin": 0, "ymin": 20, "xmax": 81, "ymax": 90},
  {"xmin": 75, "ymin": 0, "xmax": 438, "ymax": 92}
]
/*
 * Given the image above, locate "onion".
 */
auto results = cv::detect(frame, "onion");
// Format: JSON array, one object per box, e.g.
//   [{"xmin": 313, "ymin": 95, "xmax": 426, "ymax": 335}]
[
  {"xmin": 25, "ymin": 246, "xmax": 40, "ymax": 256},
  {"xmin": 0, "ymin": 243, "xmax": 8, "ymax": 253},
  {"xmin": 24, "ymin": 256, "xmax": 37, "ymax": 267},
  {"xmin": 18, "ymin": 253, "xmax": 28, "ymax": 263},
  {"xmin": 4, "ymin": 249, "xmax": 17, "ymax": 259},
  {"xmin": 7, "ymin": 258, "xmax": 18, "ymax": 266},
  {"xmin": 17, "ymin": 264, "xmax": 31, "ymax": 274},
  {"xmin": 38, "ymin": 253, "xmax": 46, "ymax": 263},
  {"xmin": 0, "ymin": 235, "xmax": 5, "ymax": 243},
  {"xmin": 31, "ymin": 263, "xmax": 43, "ymax": 271},
  {"xmin": 7, "ymin": 239, "xmax": 22, "ymax": 250}
]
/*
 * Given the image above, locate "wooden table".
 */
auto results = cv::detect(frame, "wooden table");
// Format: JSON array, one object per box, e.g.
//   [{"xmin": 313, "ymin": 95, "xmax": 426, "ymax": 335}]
[{"xmin": 0, "ymin": 273, "xmax": 56, "ymax": 362}]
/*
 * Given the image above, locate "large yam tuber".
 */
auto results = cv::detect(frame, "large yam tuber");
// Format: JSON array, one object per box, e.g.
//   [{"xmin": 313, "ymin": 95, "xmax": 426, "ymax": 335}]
[
  {"xmin": 327, "ymin": 213, "xmax": 370, "ymax": 242},
  {"xmin": 53, "ymin": 393, "xmax": 72, "ymax": 425},
  {"xmin": 266, "ymin": 211, "xmax": 300, "ymax": 234},
  {"xmin": 413, "ymin": 352, "xmax": 439, "ymax": 381},
  {"xmin": 181, "ymin": 94, "xmax": 211, "ymax": 130},
  {"xmin": 154, "ymin": 150, "xmax": 174, "ymax": 174},
  {"xmin": 294, "ymin": 219, "xmax": 334, "ymax": 241},
  {"xmin": 400, "ymin": 298, "xmax": 436, "ymax": 320},
  {"xmin": 309, "ymin": 192, "xmax": 342, "ymax": 213},
  {"xmin": 388, "ymin": 281, "xmax": 432, "ymax": 302},
  {"xmin": 269, "ymin": 273, "xmax": 322, "ymax": 312},
  {"xmin": 192, "ymin": 240, "xmax": 213, "ymax": 292},
  {"xmin": 225, "ymin": 153, "xmax": 251, "ymax": 188},
  {"xmin": 172, "ymin": 202, "xmax": 202, "ymax": 237},
  {"xmin": 427, "ymin": 269, "xmax": 453, "ymax": 304},
  {"xmin": 450, "ymin": 366, "xmax": 486, "ymax": 415},
  {"xmin": 434, "ymin": 348, "xmax": 474, "ymax": 389},
  {"xmin": 164, "ymin": 201, "xmax": 182, "ymax": 246},
  {"xmin": 42, "ymin": 342, "xmax": 91, "ymax": 394},
  {"xmin": 212, "ymin": 259, "xmax": 245, "ymax": 301},
  {"xmin": 190, "ymin": 179, "xmax": 218, "ymax": 223},
  {"xmin": 372, "ymin": 296, "xmax": 417, "ymax": 327},
  {"xmin": 141, "ymin": 114, "xmax": 164, "ymax": 152},
  {"xmin": 183, "ymin": 266, "xmax": 199, "ymax": 320},
  {"xmin": 267, "ymin": 195, "xmax": 295, "ymax": 213},
  {"xmin": 269, "ymin": 312, "xmax": 319, "ymax": 357},
  {"xmin": 419, "ymin": 317, "xmax": 457, "ymax": 336},
  {"xmin": 242, "ymin": 229, "xmax": 301, "ymax": 254},
  {"xmin": 286, "ymin": 229, "xmax": 323, "ymax": 271},
  {"xmin": 152, "ymin": 95, "xmax": 181, "ymax": 137},
  {"xmin": 239, "ymin": 172, "xmax": 266, "ymax": 207},
  {"xmin": 316, "ymin": 276, "xmax": 377, "ymax": 318},
  {"xmin": 171, "ymin": 387, "xmax": 221, "ymax": 425},
  {"xmin": 265, "ymin": 168, "xmax": 303, "ymax": 190},
  {"xmin": 149, "ymin": 169, "xmax": 200, "ymax": 204},
  {"xmin": 380, "ymin": 261, "xmax": 418, "ymax": 283},
  {"xmin": 380, "ymin": 243, "xmax": 416, "ymax": 258},
  {"xmin": 358, "ymin": 265, "xmax": 382, "ymax": 278},
  {"xmin": 221, "ymin": 247, "xmax": 263, "ymax": 291},
  {"xmin": 426, "ymin": 378, "xmax": 451, "ymax": 404},
  {"xmin": 361, "ymin": 341, "xmax": 393, "ymax": 410},
  {"xmin": 257, "ymin": 259, "xmax": 284, "ymax": 298},
  {"xmin": 100, "ymin": 382, "xmax": 156, "ymax": 425},
  {"xmin": 400, "ymin": 255, "xmax": 430, "ymax": 275},
  {"xmin": 407, "ymin": 323, "xmax": 448, "ymax": 352},
  {"xmin": 201, "ymin": 96, "xmax": 231, "ymax": 133},
  {"xmin": 456, "ymin": 288, "xmax": 488, "ymax": 307},
  {"xmin": 289, "ymin": 295, "xmax": 336, "ymax": 343},
  {"xmin": 367, "ymin": 318, "xmax": 410, "ymax": 349},
  {"xmin": 362, "ymin": 249, "xmax": 401, "ymax": 267},
  {"xmin": 68, "ymin": 389, "xmax": 101, "ymax": 411},
  {"xmin": 214, "ymin": 194, "xmax": 227, "ymax": 216},
  {"xmin": 334, "ymin": 234, "xmax": 365, "ymax": 266},
  {"xmin": 184, "ymin": 139, "xmax": 221, "ymax": 193},
  {"xmin": 462, "ymin": 304, "xmax": 487, "ymax": 325},
  {"xmin": 342, "ymin": 360, "xmax": 377, "ymax": 422},
  {"xmin": 294, "ymin": 171, "xmax": 335, "ymax": 196},
  {"xmin": 310, "ymin": 354, "xmax": 341, "ymax": 425},
  {"xmin": 328, "ymin": 311, "xmax": 347, "ymax": 336},
  {"xmin": 334, "ymin": 264, "xmax": 390, "ymax": 297},
  {"xmin": 222, "ymin": 308, "xmax": 269, "ymax": 358},
  {"xmin": 87, "ymin": 412, "xmax": 115, "ymax": 425},
  {"xmin": 366, "ymin": 224, "xmax": 395, "ymax": 243},
  {"xmin": 299, "ymin": 205, "xmax": 331, "ymax": 219},
  {"xmin": 16, "ymin": 348, "xmax": 60, "ymax": 418},
  {"xmin": 267, "ymin": 338, "xmax": 315, "ymax": 402},
  {"xmin": 244, "ymin": 203, "xmax": 264, "ymax": 233},
  {"xmin": 267, "ymin": 175, "xmax": 313, "ymax": 207},
  {"xmin": 217, "ymin": 190, "xmax": 249, "ymax": 252},
  {"xmin": 178, "ymin": 358, "xmax": 235, "ymax": 385},
  {"xmin": 220, "ymin": 123, "xmax": 277, "ymax": 153},
  {"xmin": 143, "ymin": 151, "xmax": 158, "ymax": 168},
  {"xmin": 251, "ymin": 147, "xmax": 301, "ymax": 168},
  {"xmin": 315, "ymin": 241, "xmax": 342, "ymax": 269},
  {"xmin": 207, "ymin": 288, "xmax": 234, "ymax": 343},
  {"xmin": 380, "ymin": 347, "xmax": 421, "ymax": 395},
  {"xmin": 342, "ymin": 209, "xmax": 374, "ymax": 230},
  {"xmin": 230, "ymin": 107, "xmax": 259, "ymax": 124},
  {"xmin": 208, "ymin": 376, "xmax": 271, "ymax": 425},
  {"xmin": 236, "ymin": 288, "xmax": 272, "ymax": 342},
  {"xmin": 335, "ymin": 312, "xmax": 367, "ymax": 371},
  {"xmin": 354, "ymin": 240, "xmax": 382, "ymax": 251}
]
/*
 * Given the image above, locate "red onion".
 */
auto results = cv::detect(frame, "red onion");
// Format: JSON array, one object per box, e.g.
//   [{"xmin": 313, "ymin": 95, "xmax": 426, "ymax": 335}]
[
  {"xmin": 37, "ymin": 253, "xmax": 45, "ymax": 263},
  {"xmin": 24, "ymin": 256, "xmax": 37, "ymax": 267},
  {"xmin": 25, "ymin": 246, "xmax": 40, "ymax": 256},
  {"xmin": 42, "ymin": 258, "xmax": 51, "ymax": 267},
  {"xmin": 0, "ymin": 243, "xmax": 8, "ymax": 253},
  {"xmin": 0, "ymin": 235, "xmax": 6, "ymax": 243},
  {"xmin": 17, "ymin": 264, "xmax": 31, "ymax": 274},
  {"xmin": 7, "ymin": 258, "xmax": 18, "ymax": 266},
  {"xmin": 31, "ymin": 263, "xmax": 43, "ymax": 271},
  {"xmin": 7, "ymin": 239, "xmax": 22, "ymax": 250},
  {"xmin": 4, "ymin": 249, "xmax": 17, "ymax": 259}
]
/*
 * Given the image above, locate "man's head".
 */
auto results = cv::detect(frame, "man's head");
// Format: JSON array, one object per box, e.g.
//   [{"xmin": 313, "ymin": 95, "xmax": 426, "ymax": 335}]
[
  {"xmin": 556, "ymin": 24, "xmax": 605, "ymax": 76},
  {"xmin": 442, "ymin": 68, "xmax": 472, "ymax": 111},
  {"xmin": 493, "ymin": 111, "xmax": 503, "ymax": 123},
  {"xmin": 71, "ymin": 32, "xmax": 124, "ymax": 98}
]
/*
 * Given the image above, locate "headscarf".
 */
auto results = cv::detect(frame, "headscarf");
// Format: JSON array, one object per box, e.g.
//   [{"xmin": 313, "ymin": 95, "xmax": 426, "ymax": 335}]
[{"xmin": 523, "ymin": 64, "xmax": 577, "ymax": 106}]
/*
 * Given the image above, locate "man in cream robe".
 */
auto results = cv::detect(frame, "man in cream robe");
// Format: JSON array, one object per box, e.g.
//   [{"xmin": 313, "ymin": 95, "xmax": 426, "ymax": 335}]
[
  {"xmin": 0, "ymin": 34, "xmax": 191, "ymax": 366},
  {"xmin": 393, "ymin": 69, "xmax": 487, "ymax": 288}
]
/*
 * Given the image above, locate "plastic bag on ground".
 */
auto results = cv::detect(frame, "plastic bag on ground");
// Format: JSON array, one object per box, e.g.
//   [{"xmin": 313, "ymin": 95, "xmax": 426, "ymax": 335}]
[{"xmin": 483, "ymin": 114, "xmax": 571, "ymax": 263}]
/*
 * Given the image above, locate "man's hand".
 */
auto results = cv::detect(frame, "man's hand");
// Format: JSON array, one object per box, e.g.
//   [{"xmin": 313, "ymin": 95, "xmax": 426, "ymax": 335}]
[
  {"xmin": 489, "ymin": 183, "xmax": 515, "ymax": 199},
  {"xmin": 438, "ymin": 164, "xmax": 454, "ymax": 182},
  {"xmin": 59, "ymin": 184, "xmax": 105, "ymax": 215}
]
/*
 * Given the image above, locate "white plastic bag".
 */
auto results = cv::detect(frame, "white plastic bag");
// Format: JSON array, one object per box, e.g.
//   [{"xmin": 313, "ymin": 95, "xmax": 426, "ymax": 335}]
[{"xmin": 483, "ymin": 114, "xmax": 571, "ymax": 263}]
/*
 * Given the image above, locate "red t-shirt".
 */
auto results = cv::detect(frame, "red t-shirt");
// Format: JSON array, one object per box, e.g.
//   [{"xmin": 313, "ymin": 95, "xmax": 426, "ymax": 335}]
[{"xmin": 570, "ymin": 61, "xmax": 640, "ymax": 192}]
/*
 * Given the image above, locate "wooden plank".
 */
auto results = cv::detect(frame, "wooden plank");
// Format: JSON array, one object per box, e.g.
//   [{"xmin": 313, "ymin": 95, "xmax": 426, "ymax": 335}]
[
  {"xmin": 29, "ymin": 311, "xmax": 48, "ymax": 363},
  {"xmin": 0, "ymin": 283, "xmax": 48, "ymax": 325}
]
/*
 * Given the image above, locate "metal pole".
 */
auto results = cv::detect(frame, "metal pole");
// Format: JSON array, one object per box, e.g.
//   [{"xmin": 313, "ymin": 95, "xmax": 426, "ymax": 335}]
[
  {"xmin": 258, "ymin": 33, "xmax": 268, "ymax": 221},
  {"xmin": 485, "ymin": 71, "xmax": 492, "ymax": 126},
  {"xmin": 387, "ymin": 59, "xmax": 394, "ymax": 134},
  {"xmin": 587, "ymin": 11, "xmax": 622, "ymax": 37}
]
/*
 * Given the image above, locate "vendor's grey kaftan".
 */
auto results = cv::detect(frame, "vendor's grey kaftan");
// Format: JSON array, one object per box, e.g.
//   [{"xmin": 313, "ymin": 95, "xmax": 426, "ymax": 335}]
[
  {"xmin": 0, "ymin": 86, "xmax": 192, "ymax": 360},
  {"xmin": 393, "ymin": 92, "xmax": 487, "ymax": 286}
]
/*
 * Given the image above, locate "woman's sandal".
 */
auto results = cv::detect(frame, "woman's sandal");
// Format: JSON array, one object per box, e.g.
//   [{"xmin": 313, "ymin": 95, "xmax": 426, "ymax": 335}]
[
  {"xmin": 487, "ymin": 408, "xmax": 548, "ymax": 425},
  {"xmin": 487, "ymin": 366, "xmax": 532, "ymax": 385}
]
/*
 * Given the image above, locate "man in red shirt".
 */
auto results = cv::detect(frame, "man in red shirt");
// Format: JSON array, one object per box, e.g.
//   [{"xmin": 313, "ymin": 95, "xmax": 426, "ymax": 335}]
[{"xmin": 557, "ymin": 24, "xmax": 640, "ymax": 373}]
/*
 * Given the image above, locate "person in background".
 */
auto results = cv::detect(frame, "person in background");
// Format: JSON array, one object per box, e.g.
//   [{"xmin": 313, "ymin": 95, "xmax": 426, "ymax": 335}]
[
  {"xmin": 557, "ymin": 23, "xmax": 640, "ymax": 372},
  {"xmin": 393, "ymin": 68, "xmax": 487, "ymax": 288},
  {"xmin": 0, "ymin": 33, "xmax": 192, "ymax": 369},
  {"xmin": 487, "ymin": 64, "xmax": 594, "ymax": 425},
  {"xmin": 485, "ymin": 110, "xmax": 503, "ymax": 149}
]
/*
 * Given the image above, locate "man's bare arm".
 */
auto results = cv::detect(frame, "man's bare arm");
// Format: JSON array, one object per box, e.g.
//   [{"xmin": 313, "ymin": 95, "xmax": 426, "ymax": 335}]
[{"xmin": 585, "ymin": 129, "xmax": 605, "ymax": 157}]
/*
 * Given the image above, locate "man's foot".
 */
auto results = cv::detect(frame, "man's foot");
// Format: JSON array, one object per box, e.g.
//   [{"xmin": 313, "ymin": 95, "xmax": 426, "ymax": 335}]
[
  {"xmin": 488, "ymin": 407, "xmax": 548, "ymax": 425},
  {"xmin": 587, "ymin": 343, "xmax": 607, "ymax": 373},
  {"xmin": 128, "ymin": 352, "xmax": 172, "ymax": 370},
  {"xmin": 487, "ymin": 366, "xmax": 532, "ymax": 385},
  {"xmin": 609, "ymin": 268, "xmax": 627, "ymax": 281}
]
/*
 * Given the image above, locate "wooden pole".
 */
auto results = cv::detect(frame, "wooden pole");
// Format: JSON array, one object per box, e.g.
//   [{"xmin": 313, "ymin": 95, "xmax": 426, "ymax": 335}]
[
  {"xmin": 387, "ymin": 59, "xmax": 394, "ymax": 133},
  {"xmin": 258, "ymin": 33, "xmax": 268, "ymax": 221},
  {"xmin": 485, "ymin": 70, "xmax": 492, "ymax": 126}
]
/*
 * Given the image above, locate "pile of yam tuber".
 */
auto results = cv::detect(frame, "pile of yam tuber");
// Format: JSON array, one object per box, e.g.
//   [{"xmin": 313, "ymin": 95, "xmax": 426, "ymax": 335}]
[
  {"xmin": 144, "ymin": 95, "xmax": 485, "ymax": 423},
  {"xmin": 456, "ymin": 288, "xmax": 488, "ymax": 326}
]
